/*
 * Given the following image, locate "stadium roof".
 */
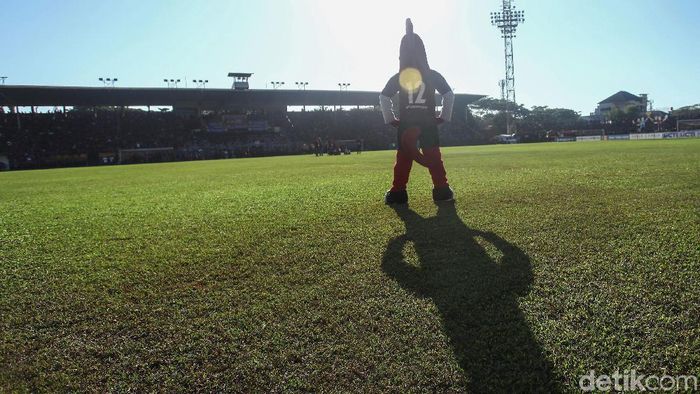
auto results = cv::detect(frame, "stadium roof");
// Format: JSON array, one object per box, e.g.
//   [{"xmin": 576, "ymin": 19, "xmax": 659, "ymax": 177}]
[
  {"xmin": 0, "ymin": 85, "xmax": 485, "ymax": 109},
  {"xmin": 598, "ymin": 91, "xmax": 642, "ymax": 104}
]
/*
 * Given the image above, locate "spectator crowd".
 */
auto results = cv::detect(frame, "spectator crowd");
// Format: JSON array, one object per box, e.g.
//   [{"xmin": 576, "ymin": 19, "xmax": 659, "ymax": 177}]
[{"xmin": 0, "ymin": 105, "xmax": 479, "ymax": 170}]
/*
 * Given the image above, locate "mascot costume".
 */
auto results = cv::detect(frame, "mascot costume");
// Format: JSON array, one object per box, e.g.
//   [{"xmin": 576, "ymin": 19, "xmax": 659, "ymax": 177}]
[{"xmin": 380, "ymin": 18, "xmax": 455, "ymax": 204}]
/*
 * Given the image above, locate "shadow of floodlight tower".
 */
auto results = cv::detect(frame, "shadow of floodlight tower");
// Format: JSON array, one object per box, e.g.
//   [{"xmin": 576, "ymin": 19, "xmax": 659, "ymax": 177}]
[{"xmin": 490, "ymin": 0, "xmax": 524, "ymax": 134}]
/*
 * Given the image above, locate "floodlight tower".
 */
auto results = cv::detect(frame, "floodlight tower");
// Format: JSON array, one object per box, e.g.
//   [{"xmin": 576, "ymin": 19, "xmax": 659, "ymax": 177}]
[{"xmin": 490, "ymin": 0, "xmax": 524, "ymax": 133}]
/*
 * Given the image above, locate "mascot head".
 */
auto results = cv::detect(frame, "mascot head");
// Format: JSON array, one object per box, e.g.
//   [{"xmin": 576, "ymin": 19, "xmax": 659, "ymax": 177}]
[{"xmin": 399, "ymin": 18, "xmax": 429, "ymax": 73}]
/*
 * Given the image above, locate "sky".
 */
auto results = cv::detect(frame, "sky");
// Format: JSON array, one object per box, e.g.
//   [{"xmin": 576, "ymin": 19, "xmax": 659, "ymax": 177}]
[{"xmin": 1, "ymin": 0, "xmax": 698, "ymax": 114}]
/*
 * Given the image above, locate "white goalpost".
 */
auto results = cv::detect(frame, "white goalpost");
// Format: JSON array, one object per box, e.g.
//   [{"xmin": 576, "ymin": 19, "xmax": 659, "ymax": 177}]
[{"xmin": 677, "ymin": 119, "xmax": 700, "ymax": 131}]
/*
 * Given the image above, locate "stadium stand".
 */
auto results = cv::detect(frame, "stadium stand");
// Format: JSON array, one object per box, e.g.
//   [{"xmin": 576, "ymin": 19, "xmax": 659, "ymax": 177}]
[{"xmin": 0, "ymin": 85, "xmax": 484, "ymax": 170}]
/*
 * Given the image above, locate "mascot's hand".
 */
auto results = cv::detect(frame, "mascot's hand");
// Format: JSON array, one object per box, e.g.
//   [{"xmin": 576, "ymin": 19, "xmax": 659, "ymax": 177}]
[{"xmin": 390, "ymin": 119, "xmax": 400, "ymax": 128}]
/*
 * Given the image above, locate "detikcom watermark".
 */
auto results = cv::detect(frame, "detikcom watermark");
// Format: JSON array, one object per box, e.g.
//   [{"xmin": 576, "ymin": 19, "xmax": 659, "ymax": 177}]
[{"xmin": 579, "ymin": 369, "xmax": 698, "ymax": 392}]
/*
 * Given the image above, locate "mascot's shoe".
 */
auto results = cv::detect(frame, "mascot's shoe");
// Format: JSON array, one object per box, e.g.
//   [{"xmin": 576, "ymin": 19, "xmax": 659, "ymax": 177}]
[
  {"xmin": 385, "ymin": 190, "xmax": 408, "ymax": 205},
  {"xmin": 432, "ymin": 186, "xmax": 454, "ymax": 202}
]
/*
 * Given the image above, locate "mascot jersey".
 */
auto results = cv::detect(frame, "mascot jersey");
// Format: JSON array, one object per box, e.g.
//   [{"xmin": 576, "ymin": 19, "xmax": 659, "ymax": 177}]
[
  {"xmin": 379, "ymin": 18, "xmax": 455, "ymax": 150},
  {"xmin": 381, "ymin": 69, "xmax": 452, "ymax": 125}
]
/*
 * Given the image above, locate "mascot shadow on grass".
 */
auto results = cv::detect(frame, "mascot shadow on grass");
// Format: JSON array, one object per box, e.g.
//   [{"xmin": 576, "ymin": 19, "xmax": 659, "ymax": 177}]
[{"xmin": 382, "ymin": 202, "xmax": 559, "ymax": 391}]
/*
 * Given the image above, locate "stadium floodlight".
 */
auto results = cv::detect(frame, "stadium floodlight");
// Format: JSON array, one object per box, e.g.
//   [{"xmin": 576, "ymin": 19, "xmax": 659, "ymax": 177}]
[
  {"xmin": 295, "ymin": 82, "xmax": 309, "ymax": 110},
  {"xmin": 338, "ymin": 82, "xmax": 350, "ymax": 91},
  {"xmin": 0, "ymin": 76, "xmax": 7, "ymax": 85},
  {"xmin": 164, "ymin": 78, "xmax": 181, "ymax": 88},
  {"xmin": 491, "ymin": 0, "xmax": 525, "ymax": 134},
  {"xmin": 192, "ymin": 79, "xmax": 208, "ymax": 88},
  {"xmin": 99, "ymin": 77, "xmax": 118, "ymax": 87},
  {"xmin": 271, "ymin": 81, "xmax": 285, "ymax": 89}
]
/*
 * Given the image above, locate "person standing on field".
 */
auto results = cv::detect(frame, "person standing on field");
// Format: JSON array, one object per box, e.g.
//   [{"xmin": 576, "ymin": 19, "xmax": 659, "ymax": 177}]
[{"xmin": 380, "ymin": 18, "xmax": 455, "ymax": 204}]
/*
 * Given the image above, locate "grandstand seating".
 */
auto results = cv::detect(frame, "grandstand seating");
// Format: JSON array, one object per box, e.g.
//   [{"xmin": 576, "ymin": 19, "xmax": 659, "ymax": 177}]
[{"xmin": 0, "ymin": 107, "xmax": 475, "ymax": 170}]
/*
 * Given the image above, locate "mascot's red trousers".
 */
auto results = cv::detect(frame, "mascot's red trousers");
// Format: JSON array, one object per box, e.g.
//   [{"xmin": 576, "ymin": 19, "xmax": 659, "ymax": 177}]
[{"xmin": 391, "ymin": 122, "xmax": 448, "ymax": 192}]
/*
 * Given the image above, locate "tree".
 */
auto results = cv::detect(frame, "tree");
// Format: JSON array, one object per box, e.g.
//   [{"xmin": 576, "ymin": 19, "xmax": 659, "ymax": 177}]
[
  {"xmin": 469, "ymin": 97, "xmax": 528, "ymax": 118},
  {"xmin": 466, "ymin": 97, "xmax": 583, "ymax": 142},
  {"xmin": 607, "ymin": 105, "xmax": 641, "ymax": 132}
]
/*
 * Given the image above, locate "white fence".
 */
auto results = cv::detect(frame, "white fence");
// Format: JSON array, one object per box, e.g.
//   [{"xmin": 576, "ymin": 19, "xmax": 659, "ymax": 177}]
[
  {"xmin": 628, "ymin": 133, "xmax": 663, "ymax": 140},
  {"xmin": 576, "ymin": 135, "xmax": 601, "ymax": 142},
  {"xmin": 555, "ymin": 130, "xmax": 700, "ymax": 143}
]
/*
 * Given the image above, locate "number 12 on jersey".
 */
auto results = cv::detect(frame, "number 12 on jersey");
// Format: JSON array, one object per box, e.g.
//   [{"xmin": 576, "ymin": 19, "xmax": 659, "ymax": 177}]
[{"xmin": 407, "ymin": 83, "xmax": 426, "ymax": 105}]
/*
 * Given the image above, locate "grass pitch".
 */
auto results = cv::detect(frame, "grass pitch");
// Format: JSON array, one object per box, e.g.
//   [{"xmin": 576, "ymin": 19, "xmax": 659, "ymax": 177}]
[{"xmin": 1, "ymin": 140, "xmax": 699, "ymax": 392}]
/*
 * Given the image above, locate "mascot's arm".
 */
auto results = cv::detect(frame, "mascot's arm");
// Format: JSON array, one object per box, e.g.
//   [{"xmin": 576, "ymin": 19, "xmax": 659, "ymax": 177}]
[
  {"xmin": 380, "ymin": 73, "xmax": 400, "ymax": 124},
  {"xmin": 379, "ymin": 94, "xmax": 396, "ymax": 124},
  {"xmin": 432, "ymin": 70, "xmax": 454, "ymax": 122},
  {"xmin": 440, "ymin": 91, "xmax": 454, "ymax": 122}
]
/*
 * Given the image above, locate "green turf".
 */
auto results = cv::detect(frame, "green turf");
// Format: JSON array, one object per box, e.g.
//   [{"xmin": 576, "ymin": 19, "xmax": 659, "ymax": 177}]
[{"xmin": 1, "ymin": 140, "xmax": 699, "ymax": 392}]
